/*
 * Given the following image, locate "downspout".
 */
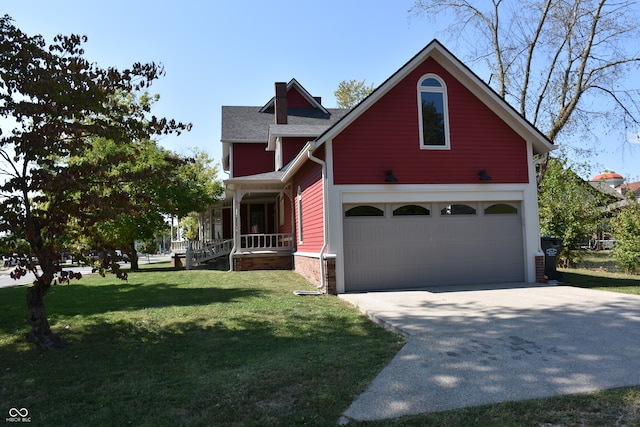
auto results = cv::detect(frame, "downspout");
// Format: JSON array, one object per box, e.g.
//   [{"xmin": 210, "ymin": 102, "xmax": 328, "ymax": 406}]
[
  {"xmin": 228, "ymin": 191, "xmax": 239, "ymax": 272},
  {"xmin": 306, "ymin": 148, "xmax": 328, "ymax": 292}
]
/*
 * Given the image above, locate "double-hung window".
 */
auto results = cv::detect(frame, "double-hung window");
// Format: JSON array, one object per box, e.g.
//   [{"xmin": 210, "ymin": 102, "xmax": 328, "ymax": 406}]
[{"xmin": 417, "ymin": 74, "xmax": 450, "ymax": 149}]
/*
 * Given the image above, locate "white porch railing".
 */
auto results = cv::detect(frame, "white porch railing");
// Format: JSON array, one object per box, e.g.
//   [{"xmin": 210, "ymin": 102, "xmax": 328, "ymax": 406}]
[
  {"xmin": 172, "ymin": 239, "xmax": 226, "ymax": 253},
  {"xmin": 172, "ymin": 234, "xmax": 293, "ymax": 270},
  {"xmin": 172, "ymin": 233, "xmax": 294, "ymax": 255},
  {"xmin": 240, "ymin": 233, "xmax": 294, "ymax": 251}
]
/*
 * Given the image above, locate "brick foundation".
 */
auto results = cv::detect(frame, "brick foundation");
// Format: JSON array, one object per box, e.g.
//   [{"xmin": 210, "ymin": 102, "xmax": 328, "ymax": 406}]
[
  {"xmin": 535, "ymin": 254, "xmax": 545, "ymax": 283},
  {"xmin": 233, "ymin": 254, "xmax": 292, "ymax": 271},
  {"xmin": 171, "ymin": 254, "xmax": 184, "ymax": 268},
  {"xmin": 294, "ymin": 255, "xmax": 337, "ymax": 295}
]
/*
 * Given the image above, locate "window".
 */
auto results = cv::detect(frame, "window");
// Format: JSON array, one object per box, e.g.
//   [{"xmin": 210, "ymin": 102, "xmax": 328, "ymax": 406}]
[
  {"xmin": 441, "ymin": 204, "xmax": 476, "ymax": 215},
  {"xmin": 417, "ymin": 74, "xmax": 450, "ymax": 149},
  {"xmin": 345, "ymin": 205, "xmax": 384, "ymax": 217},
  {"xmin": 393, "ymin": 205, "xmax": 430, "ymax": 216},
  {"xmin": 484, "ymin": 204, "xmax": 518, "ymax": 215}
]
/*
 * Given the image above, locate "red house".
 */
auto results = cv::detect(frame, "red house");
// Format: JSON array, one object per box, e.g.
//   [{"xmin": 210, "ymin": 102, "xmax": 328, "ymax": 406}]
[{"xmin": 191, "ymin": 40, "xmax": 554, "ymax": 294}]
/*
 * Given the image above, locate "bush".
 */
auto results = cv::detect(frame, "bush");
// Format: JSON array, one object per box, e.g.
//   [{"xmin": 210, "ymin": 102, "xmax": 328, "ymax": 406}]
[{"xmin": 612, "ymin": 199, "xmax": 640, "ymax": 273}]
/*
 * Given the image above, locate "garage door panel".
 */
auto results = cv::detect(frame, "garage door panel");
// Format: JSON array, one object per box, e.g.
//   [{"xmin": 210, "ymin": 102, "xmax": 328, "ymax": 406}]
[{"xmin": 344, "ymin": 202, "xmax": 524, "ymax": 291}]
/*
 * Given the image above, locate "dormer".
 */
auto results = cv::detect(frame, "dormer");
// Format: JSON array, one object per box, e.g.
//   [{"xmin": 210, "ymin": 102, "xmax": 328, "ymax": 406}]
[
  {"xmin": 260, "ymin": 79, "xmax": 329, "ymax": 122},
  {"xmin": 221, "ymin": 79, "xmax": 349, "ymax": 177},
  {"xmin": 262, "ymin": 80, "xmax": 335, "ymax": 170}
]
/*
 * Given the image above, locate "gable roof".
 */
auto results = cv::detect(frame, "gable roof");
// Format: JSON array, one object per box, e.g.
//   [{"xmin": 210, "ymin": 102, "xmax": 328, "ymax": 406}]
[
  {"xmin": 259, "ymin": 78, "xmax": 329, "ymax": 114},
  {"xmin": 311, "ymin": 39, "xmax": 555, "ymax": 156}
]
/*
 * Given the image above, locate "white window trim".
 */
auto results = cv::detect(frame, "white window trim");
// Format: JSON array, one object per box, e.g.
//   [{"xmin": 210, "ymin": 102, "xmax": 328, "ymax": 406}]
[{"xmin": 417, "ymin": 73, "xmax": 451, "ymax": 150}]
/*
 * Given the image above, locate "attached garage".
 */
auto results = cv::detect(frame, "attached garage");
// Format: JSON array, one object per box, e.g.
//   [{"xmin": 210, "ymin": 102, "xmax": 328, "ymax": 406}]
[{"xmin": 343, "ymin": 202, "xmax": 524, "ymax": 292}]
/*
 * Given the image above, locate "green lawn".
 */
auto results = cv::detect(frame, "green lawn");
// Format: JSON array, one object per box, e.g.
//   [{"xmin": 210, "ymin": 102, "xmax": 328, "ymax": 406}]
[
  {"xmin": 1, "ymin": 264, "xmax": 639, "ymax": 426},
  {"xmin": 560, "ymin": 250, "xmax": 640, "ymax": 295}
]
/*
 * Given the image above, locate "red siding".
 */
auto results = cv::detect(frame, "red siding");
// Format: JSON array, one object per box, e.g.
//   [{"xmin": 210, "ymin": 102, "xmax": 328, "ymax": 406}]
[
  {"xmin": 293, "ymin": 151, "xmax": 325, "ymax": 253},
  {"xmin": 282, "ymin": 137, "xmax": 308, "ymax": 166},
  {"xmin": 332, "ymin": 58, "xmax": 528, "ymax": 185},
  {"xmin": 278, "ymin": 193, "xmax": 293, "ymax": 235},
  {"xmin": 232, "ymin": 143, "xmax": 274, "ymax": 177},
  {"xmin": 288, "ymin": 87, "xmax": 314, "ymax": 108}
]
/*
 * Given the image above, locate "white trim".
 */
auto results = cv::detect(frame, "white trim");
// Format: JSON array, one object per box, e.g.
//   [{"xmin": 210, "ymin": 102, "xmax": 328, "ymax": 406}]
[
  {"xmin": 294, "ymin": 251, "xmax": 337, "ymax": 259},
  {"xmin": 417, "ymin": 74, "xmax": 451, "ymax": 150},
  {"xmin": 339, "ymin": 184, "xmax": 526, "ymax": 204},
  {"xmin": 329, "ymin": 183, "xmax": 539, "ymax": 293}
]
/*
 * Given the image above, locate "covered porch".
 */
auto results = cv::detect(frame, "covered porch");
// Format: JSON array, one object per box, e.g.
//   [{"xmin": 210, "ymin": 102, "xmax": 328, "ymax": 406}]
[{"xmin": 172, "ymin": 179, "xmax": 295, "ymax": 270}]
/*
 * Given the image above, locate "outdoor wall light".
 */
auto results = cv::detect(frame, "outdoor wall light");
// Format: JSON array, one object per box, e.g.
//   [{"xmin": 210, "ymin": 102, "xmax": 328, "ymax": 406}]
[
  {"xmin": 478, "ymin": 169, "xmax": 492, "ymax": 181},
  {"xmin": 385, "ymin": 170, "xmax": 398, "ymax": 183}
]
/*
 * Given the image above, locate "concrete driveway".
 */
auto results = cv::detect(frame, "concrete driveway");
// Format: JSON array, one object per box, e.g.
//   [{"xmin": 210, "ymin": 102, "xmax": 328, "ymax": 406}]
[{"xmin": 338, "ymin": 283, "xmax": 640, "ymax": 422}]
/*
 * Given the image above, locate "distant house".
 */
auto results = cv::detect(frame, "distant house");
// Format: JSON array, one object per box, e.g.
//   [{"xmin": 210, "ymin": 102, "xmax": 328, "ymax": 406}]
[
  {"xmin": 184, "ymin": 40, "xmax": 556, "ymax": 293},
  {"xmin": 588, "ymin": 170, "xmax": 640, "ymax": 248},
  {"xmin": 590, "ymin": 170, "xmax": 640, "ymax": 199}
]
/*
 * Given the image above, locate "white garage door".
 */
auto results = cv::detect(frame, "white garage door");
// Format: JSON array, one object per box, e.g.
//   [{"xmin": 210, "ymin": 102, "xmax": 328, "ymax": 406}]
[{"xmin": 343, "ymin": 202, "xmax": 524, "ymax": 292}]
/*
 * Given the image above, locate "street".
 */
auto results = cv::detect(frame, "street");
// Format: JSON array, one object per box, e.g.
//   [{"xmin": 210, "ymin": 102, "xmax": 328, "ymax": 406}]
[{"xmin": 0, "ymin": 254, "xmax": 171, "ymax": 289}]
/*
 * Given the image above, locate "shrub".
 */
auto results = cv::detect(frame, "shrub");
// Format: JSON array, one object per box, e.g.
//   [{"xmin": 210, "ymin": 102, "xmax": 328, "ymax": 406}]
[{"xmin": 612, "ymin": 198, "xmax": 640, "ymax": 273}]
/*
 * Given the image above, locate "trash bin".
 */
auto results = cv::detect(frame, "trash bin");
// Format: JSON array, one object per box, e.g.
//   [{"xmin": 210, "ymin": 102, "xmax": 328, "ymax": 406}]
[{"xmin": 541, "ymin": 237, "xmax": 563, "ymax": 281}]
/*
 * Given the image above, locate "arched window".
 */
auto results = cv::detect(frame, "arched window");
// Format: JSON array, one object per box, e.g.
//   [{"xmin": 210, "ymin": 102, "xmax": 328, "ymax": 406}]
[
  {"xmin": 441, "ymin": 204, "xmax": 476, "ymax": 215},
  {"xmin": 393, "ymin": 205, "xmax": 430, "ymax": 216},
  {"xmin": 484, "ymin": 204, "xmax": 518, "ymax": 215},
  {"xmin": 345, "ymin": 205, "xmax": 384, "ymax": 217},
  {"xmin": 417, "ymin": 74, "xmax": 450, "ymax": 149}
]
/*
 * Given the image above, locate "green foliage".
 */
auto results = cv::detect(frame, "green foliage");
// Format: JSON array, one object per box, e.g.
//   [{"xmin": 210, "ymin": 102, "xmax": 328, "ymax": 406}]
[
  {"xmin": 0, "ymin": 15, "xmax": 195, "ymax": 345},
  {"xmin": 538, "ymin": 158, "xmax": 610, "ymax": 264},
  {"xmin": 612, "ymin": 198, "xmax": 640, "ymax": 273},
  {"xmin": 0, "ymin": 234, "xmax": 29, "ymax": 256},
  {"xmin": 179, "ymin": 215, "xmax": 200, "ymax": 241},
  {"xmin": 137, "ymin": 238, "xmax": 158, "ymax": 255},
  {"xmin": 64, "ymin": 139, "xmax": 222, "ymax": 259},
  {"xmin": 334, "ymin": 79, "xmax": 375, "ymax": 108},
  {"xmin": 0, "ymin": 15, "xmax": 189, "ymax": 260}
]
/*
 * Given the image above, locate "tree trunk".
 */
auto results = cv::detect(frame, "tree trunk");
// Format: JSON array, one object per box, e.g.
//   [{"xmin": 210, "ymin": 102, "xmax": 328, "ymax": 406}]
[
  {"xmin": 26, "ymin": 280, "xmax": 65, "ymax": 349},
  {"xmin": 129, "ymin": 242, "xmax": 139, "ymax": 271}
]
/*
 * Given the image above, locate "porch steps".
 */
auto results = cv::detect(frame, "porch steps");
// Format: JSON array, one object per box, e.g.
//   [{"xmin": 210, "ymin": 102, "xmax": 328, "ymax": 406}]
[{"xmin": 189, "ymin": 239, "xmax": 234, "ymax": 266}]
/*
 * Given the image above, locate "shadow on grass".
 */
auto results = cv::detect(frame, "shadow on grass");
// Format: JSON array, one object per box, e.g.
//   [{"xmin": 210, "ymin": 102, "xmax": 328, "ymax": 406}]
[
  {"xmin": 0, "ymin": 280, "xmax": 267, "ymax": 342},
  {"xmin": 0, "ymin": 293, "xmax": 401, "ymax": 426},
  {"xmin": 561, "ymin": 270, "xmax": 640, "ymax": 289},
  {"xmin": 52, "ymin": 282, "xmax": 266, "ymax": 316}
]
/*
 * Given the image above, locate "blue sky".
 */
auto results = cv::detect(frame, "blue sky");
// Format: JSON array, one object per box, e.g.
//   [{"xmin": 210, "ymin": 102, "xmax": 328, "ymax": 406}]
[{"xmin": 3, "ymin": 1, "xmax": 639, "ymax": 181}]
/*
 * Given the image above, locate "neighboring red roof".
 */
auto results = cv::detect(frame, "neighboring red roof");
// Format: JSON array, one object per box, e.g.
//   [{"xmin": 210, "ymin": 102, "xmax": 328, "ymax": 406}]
[
  {"xmin": 592, "ymin": 172, "xmax": 624, "ymax": 181},
  {"xmin": 619, "ymin": 181, "xmax": 640, "ymax": 193}
]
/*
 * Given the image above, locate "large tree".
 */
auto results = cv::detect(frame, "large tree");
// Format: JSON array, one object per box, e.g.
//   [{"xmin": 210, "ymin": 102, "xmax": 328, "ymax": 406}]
[
  {"xmin": 538, "ymin": 157, "xmax": 612, "ymax": 265},
  {"xmin": 68, "ymin": 138, "xmax": 222, "ymax": 271},
  {"xmin": 410, "ymin": 0, "xmax": 640, "ymax": 183},
  {"xmin": 0, "ymin": 15, "xmax": 190, "ymax": 348}
]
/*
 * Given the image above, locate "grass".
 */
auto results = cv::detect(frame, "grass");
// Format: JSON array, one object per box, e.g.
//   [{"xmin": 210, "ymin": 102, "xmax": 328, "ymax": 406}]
[
  {"xmin": 1, "ymin": 266, "xmax": 403, "ymax": 426},
  {"xmin": 560, "ymin": 250, "xmax": 640, "ymax": 295},
  {"xmin": 1, "ymin": 262, "xmax": 640, "ymax": 426}
]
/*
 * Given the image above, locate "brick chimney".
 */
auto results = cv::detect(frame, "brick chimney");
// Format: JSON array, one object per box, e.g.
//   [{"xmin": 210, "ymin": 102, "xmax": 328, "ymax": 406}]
[{"xmin": 275, "ymin": 82, "xmax": 287, "ymax": 124}]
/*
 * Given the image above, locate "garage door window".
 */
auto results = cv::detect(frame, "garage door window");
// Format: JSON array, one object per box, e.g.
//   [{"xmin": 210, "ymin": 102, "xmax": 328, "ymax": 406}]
[
  {"xmin": 441, "ymin": 204, "xmax": 476, "ymax": 215},
  {"xmin": 345, "ymin": 205, "xmax": 384, "ymax": 217},
  {"xmin": 393, "ymin": 205, "xmax": 430, "ymax": 216},
  {"xmin": 484, "ymin": 203, "xmax": 518, "ymax": 215}
]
